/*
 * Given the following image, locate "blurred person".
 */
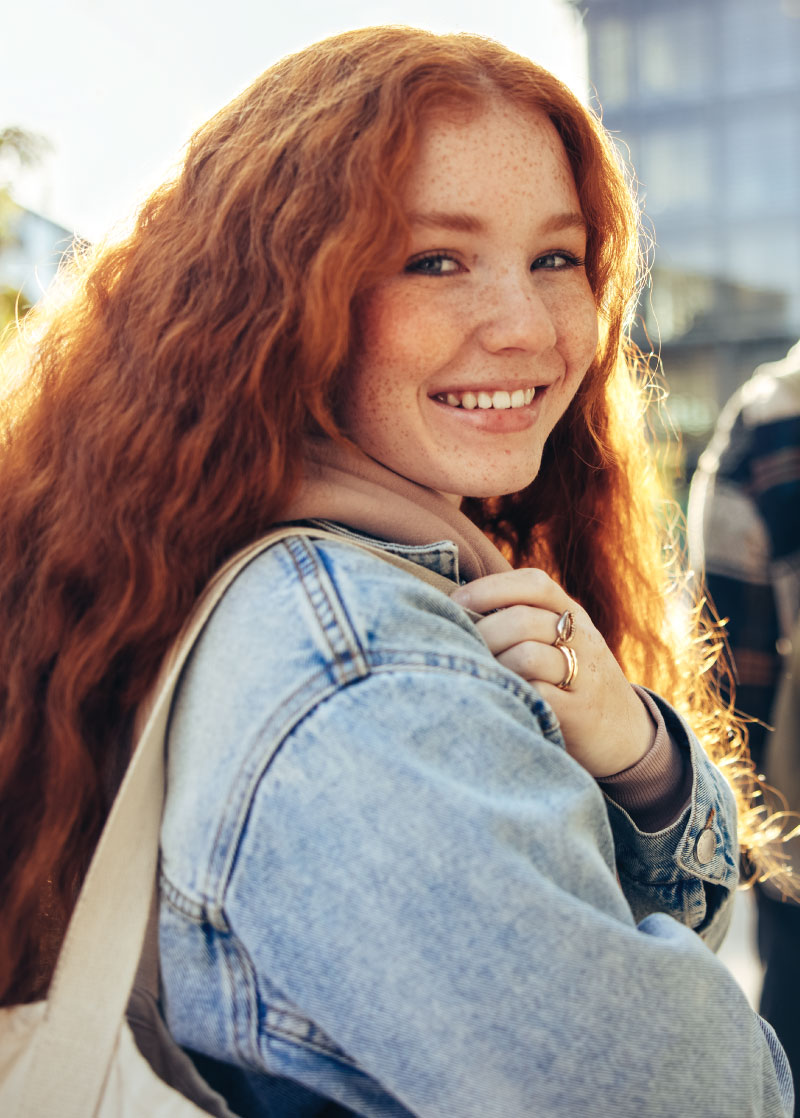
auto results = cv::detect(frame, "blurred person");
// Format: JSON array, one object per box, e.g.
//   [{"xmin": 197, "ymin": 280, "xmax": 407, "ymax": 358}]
[
  {"xmin": 0, "ymin": 26, "xmax": 794, "ymax": 1117},
  {"xmin": 689, "ymin": 339, "xmax": 800, "ymax": 1107}
]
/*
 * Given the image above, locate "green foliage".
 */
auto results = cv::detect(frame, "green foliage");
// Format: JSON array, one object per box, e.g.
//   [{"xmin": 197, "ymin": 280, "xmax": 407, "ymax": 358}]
[
  {"xmin": 0, "ymin": 126, "xmax": 50, "ymax": 180},
  {"xmin": 0, "ymin": 285, "xmax": 30, "ymax": 332}
]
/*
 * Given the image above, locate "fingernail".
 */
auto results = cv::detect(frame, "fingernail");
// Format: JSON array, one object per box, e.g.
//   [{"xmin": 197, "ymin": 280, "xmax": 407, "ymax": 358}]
[{"xmin": 450, "ymin": 586, "xmax": 471, "ymax": 605}]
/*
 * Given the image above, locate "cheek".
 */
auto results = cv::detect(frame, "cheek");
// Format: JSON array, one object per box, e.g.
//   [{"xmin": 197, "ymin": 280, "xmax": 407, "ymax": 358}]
[
  {"xmin": 358, "ymin": 284, "xmax": 460, "ymax": 381},
  {"xmin": 559, "ymin": 287, "xmax": 599, "ymax": 379},
  {"xmin": 345, "ymin": 292, "xmax": 421, "ymax": 441},
  {"xmin": 358, "ymin": 287, "xmax": 418, "ymax": 371}
]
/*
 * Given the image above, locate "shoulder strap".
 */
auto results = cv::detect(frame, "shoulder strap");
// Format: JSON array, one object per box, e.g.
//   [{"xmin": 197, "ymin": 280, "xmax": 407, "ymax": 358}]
[{"xmin": 18, "ymin": 526, "xmax": 466, "ymax": 1118}]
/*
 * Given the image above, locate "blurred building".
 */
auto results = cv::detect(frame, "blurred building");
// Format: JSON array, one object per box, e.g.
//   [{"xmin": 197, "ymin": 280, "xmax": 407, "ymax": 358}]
[
  {"xmin": 0, "ymin": 201, "xmax": 75, "ymax": 317},
  {"xmin": 578, "ymin": 0, "xmax": 800, "ymax": 485}
]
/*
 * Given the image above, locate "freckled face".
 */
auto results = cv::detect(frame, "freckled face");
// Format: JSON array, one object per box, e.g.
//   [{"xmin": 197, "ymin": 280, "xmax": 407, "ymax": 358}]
[{"xmin": 340, "ymin": 101, "xmax": 599, "ymax": 501}]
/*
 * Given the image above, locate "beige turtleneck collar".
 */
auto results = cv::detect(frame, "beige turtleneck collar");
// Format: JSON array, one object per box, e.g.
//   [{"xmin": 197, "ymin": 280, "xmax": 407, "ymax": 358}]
[{"xmin": 283, "ymin": 438, "xmax": 512, "ymax": 583}]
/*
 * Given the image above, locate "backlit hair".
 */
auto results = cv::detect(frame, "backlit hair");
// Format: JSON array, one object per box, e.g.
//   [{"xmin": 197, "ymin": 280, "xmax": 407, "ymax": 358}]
[{"xmin": 0, "ymin": 26, "xmax": 778, "ymax": 1004}]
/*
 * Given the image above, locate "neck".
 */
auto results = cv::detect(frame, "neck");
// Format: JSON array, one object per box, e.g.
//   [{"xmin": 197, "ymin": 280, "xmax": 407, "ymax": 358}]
[{"xmin": 281, "ymin": 438, "xmax": 512, "ymax": 581}]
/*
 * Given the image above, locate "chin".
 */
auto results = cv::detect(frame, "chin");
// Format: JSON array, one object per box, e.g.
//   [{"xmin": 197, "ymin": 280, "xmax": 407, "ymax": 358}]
[{"xmin": 459, "ymin": 464, "xmax": 543, "ymax": 501}]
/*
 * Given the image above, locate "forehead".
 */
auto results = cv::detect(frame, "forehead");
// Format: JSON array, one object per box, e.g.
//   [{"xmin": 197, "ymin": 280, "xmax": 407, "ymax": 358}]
[{"xmin": 403, "ymin": 101, "xmax": 580, "ymax": 218}]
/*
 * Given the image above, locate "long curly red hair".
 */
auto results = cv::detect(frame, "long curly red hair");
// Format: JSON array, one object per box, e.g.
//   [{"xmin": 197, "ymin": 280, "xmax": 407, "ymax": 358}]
[{"xmin": 0, "ymin": 26, "xmax": 770, "ymax": 1005}]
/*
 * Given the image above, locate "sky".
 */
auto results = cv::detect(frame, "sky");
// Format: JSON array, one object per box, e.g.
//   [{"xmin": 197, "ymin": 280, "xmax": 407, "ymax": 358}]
[{"xmin": 1, "ymin": 0, "xmax": 587, "ymax": 242}]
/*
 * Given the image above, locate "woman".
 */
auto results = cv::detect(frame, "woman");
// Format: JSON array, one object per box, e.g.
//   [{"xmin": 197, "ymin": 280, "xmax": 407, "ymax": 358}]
[{"xmin": 0, "ymin": 26, "xmax": 793, "ymax": 1117}]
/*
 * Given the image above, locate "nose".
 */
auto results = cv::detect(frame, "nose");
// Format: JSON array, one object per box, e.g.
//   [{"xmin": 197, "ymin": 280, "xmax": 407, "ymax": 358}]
[{"xmin": 475, "ymin": 272, "xmax": 557, "ymax": 355}]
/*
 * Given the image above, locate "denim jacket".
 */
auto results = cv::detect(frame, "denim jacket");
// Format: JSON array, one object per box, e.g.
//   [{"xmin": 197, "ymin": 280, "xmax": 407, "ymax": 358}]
[{"xmin": 159, "ymin": 527, "xmax": 794, "ymax": 1117}]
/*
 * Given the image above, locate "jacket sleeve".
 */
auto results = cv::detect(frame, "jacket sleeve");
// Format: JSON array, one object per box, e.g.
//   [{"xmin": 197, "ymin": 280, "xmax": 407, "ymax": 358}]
[
  {"xmin": 602, "ymin": 687, "xmax": 739, "ymax": 952},
  {"xmin": 223, "ymin": 638, "xmax": 792, "ymax": 1116}
]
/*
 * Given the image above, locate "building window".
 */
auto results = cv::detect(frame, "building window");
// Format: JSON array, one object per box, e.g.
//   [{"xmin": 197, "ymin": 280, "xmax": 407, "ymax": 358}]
[
  {"xmin": 636, "ymin": 8, "xmax": 712, "ymax": 101},
  {"xmin": 591, "ymin": 17, "xmax": 632, "ymax": 110},
  {"xmin": 645, "ymin": 267, "xmax": 716, "ymax": 344},
  {"xmin": 723, "ymin": 0, "xmax": 800, "ymax": 93},
  {"xmin": 657, "ymin": 235, "xmax": 717, "ymax": 279},
  {"xmin": 637, "ymin": 126, "xmax": 714, "ymax": 217},
  {"xmin": 724, "ymin": 110, "xmax": 798, "ymax": 216},
  {"xmin": 724, "ymin": 224, "xmax": 800, "ymax": 302}
]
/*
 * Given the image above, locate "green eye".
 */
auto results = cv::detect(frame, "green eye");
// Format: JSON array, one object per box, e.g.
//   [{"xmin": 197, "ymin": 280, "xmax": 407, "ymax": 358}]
[
  {"xmin": 406, "ymin": 254, "xmax": 462, "ymax": 275},
  {"xmin": 532, "ymin": 252, "xmax": 585, "ymax": 271}
]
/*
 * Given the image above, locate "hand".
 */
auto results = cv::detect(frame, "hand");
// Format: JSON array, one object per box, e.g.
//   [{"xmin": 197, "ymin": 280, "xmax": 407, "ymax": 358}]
[{"xmin": 451, "ymin": 569, "xmax": 654, "ymax": 779}]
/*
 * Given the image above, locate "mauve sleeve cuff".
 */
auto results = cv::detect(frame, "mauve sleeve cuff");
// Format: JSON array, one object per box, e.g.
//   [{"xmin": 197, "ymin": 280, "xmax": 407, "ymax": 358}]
[{"xmin": 597, "ymin": 685, "xmax": 692, "ymax": 832}]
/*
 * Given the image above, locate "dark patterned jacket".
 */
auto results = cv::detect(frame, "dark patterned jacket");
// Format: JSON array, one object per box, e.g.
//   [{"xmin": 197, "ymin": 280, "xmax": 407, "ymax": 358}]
[{"xmin": 688, "ymin": 341, "xmax": 800, "ymax": 778}]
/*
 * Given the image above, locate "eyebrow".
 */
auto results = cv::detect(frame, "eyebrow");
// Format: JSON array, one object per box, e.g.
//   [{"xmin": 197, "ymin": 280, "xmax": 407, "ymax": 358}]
[
  {"xmin": 408, "ymin": 210, "xmax": 486, "ymax": 234},
  {"xmin": 408, "ymin": 209, "xmax": 587, "ymax": 236},
  {"xmin": 540, "ymin": 212, "xmax": 587, "ymax": 235}
]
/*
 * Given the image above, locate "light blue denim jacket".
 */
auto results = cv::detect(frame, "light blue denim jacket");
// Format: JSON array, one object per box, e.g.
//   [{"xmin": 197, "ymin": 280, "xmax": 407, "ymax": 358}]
[{"xmin": 159, "ymin": 527, "xmax": 794, "ymax": 1117}]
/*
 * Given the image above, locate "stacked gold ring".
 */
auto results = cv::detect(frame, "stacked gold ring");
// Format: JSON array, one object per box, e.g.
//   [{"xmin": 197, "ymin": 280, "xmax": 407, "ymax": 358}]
[{"xmin": 556, "ymin": 645, "xmax": 578, "ymax": 690}]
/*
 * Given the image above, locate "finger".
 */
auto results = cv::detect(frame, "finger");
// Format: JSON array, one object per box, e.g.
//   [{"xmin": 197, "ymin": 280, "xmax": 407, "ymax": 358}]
[
  {"xmin": 451, "ymin": 569, "xmax": 571, "ymax": 617},
  {"xmin": 474, "ymin": 604, "xmax": 565, "ymax": 656},
  {"xmin": 494, "ymin": 641, "xmax": 578, "ymax": 690}
]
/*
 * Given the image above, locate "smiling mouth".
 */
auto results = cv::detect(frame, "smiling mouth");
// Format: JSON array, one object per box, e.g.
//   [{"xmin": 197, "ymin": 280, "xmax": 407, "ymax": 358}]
[{"xmin": 432, "ymin": 387, "xmax": 536, "ymax": 410}]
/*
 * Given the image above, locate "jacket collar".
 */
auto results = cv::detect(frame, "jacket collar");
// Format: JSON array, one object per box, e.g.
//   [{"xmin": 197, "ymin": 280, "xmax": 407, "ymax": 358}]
[{"xmin": 301, "ymin": 518, "xmax": 464, "ymax": 583}]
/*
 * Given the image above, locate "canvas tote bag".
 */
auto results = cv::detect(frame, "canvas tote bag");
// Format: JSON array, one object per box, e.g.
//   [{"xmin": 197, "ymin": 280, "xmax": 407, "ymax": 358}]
[{"xmin": 0, "ymin": 526, "xmax": 462, "ymax": 1117}]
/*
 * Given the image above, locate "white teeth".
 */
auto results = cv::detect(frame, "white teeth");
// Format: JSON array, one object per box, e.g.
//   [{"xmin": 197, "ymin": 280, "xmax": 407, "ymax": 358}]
[{"xmin": 436, "ymin": 386, "xmax": 537, "ymax": 410}]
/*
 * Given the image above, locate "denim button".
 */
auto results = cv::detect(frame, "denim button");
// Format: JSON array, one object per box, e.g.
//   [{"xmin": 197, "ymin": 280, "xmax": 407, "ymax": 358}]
[{"xmin": 695, "ymin": 829, "xmax": 717, "ymax": 864}]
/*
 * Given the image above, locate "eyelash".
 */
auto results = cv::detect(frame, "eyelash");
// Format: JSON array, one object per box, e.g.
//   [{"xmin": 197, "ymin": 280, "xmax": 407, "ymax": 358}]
[
  {"xmin": 405, "ymin": 253, "xmax": 464, "ymax": 276},
  {"xmin": 535, "ymin": 251, "xmax": 586, "ymax": 271},
  {"xmin": 404, "ymin": 251, "xmax": 586, "ymax": 275}
]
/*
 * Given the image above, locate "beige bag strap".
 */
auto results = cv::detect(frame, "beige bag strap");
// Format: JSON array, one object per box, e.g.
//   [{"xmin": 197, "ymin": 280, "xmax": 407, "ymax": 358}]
[{"xmin": 17, "ymin": 526, "xmax": 464, "ymax": 1118}]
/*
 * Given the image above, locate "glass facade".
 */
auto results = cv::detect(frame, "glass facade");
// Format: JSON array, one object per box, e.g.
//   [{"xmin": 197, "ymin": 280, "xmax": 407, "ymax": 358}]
[
  {"xmin": 637, "ymin": 8, "xmax": 713, "ymax": 101},
  {"xmin": 581, "ymin": 0, "xmax": 800, "ymax": 482},
  {"xmin": 637, "ymin": 125, "xmax": 714, "ymax": 217}
]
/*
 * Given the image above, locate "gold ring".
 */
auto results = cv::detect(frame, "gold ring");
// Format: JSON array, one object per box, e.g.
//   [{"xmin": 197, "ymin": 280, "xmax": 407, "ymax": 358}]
[
  {"xmin": 554, "ymin": 609, "xmax": 575, "ymax": 648},
  {"xmin": 556, "ymin": 644, "xmax": 578, "ymax": 690}
]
